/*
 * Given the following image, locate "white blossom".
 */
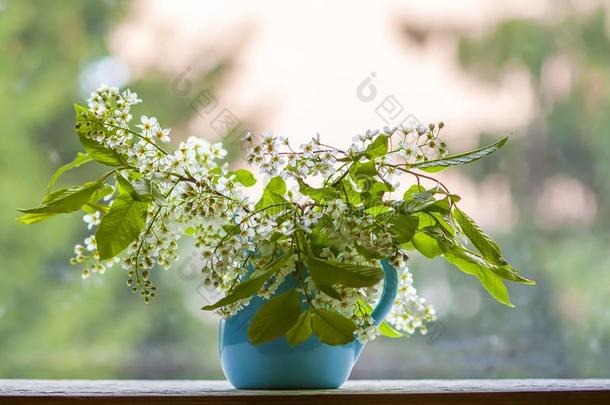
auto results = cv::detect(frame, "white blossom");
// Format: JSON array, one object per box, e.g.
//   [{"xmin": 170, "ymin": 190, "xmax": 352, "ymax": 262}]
[
  {"xmin": 136, "ymin": 115, "xmax": 159, "ymax": 137},
  {"xmin": 83, "ymin": 211, "xmax": 101, "ymax": 230}
]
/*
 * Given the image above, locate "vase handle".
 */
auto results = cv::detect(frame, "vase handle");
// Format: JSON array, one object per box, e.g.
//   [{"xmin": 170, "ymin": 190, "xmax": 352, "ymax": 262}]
[{"xmin": 353, "ymin": 259, "xmax": 398, "ymax": 361}]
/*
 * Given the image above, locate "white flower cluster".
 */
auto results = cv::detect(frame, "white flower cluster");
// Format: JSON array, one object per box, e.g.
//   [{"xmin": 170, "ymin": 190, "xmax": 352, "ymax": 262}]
[
  {"xmin": 73, "ymin": 85, "xmax": 244, "ymax": 300},
  {"xmin": 70, "ymin": 233, "xmax": 120, "ymax": 278},
  {"xmin": 70, "ymin": 178, "xmax": 120, "ymax": 277},
  {"xmin": 386, "ymin": 264, "xmax": 437, "ymax": 335},
  {"xmin": 245, "ymin": 132, "xmax": 337, "ymax": 178}
]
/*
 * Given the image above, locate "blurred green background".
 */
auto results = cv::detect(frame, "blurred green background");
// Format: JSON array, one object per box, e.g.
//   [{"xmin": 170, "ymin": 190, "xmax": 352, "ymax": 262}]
[{"xmin": 1, "ymin": 0, "xmax": 608, "ymax": 378}]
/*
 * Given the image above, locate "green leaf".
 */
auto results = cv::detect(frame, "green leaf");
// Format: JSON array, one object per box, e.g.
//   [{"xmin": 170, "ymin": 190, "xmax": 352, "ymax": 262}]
[
  {"xmin": 412, "ymin": 230, "xmax": 443, "ymax": 258},
  {"xmin": 318, "ymin": 284, "xmax": 342, "ymax": 300},
  {"xmin": 201, "ymin": 255, "xmax": 291, "ymax": 310},
  {"xmin": 18, "ymin": 179, "xmax": 105, "ymax": 223},
  {"xmin": 498, "ymin": 262, "xmax": 535, "ymax": 285},
  {"xmin": 133, "ymin": 178, "xmax": 164, "ymax": 202},
  {"xmin": 296, "ymin": 229, "xmax": 314, "ymax": 257},
  {"xmin": 286, "ymin": 310, "xmax": 314, "ymax": 345},
  {"xmin": 17, "ymin": 213, "xmax": 56, "ymax": 224},
  {"xmin": 364, "ymin": 135, "xmax": 389, "ymax": 158},
  {"xmin": 448, "ymin": 194, "xmax": 461, "ymax": 203},
  {"xmin": 410, "ymin": 137, "xmax": 509, "ymax": 173},
  {"xmin": 424, "ymin": 197, "xmax": 451, "ymax": 215},
  {"xmin": 305, "ymin": 256, "xmax": 384, "ymax": 288},
  {"xmin": 311, "ymin": 309, "xmax": 356, "ymax": 345},
  {"xmin": 95, "ymin": 192, "xmax": 149, "ymax": 259},
  {"xmin": 78, "ymin": 133, "xmax": 126, "ymax": 167},
  {"xmin": 248, "ymin": 289, "xmax": 302, "ymax": 345},
  {"xmin": 415, "ymin": 211, "xmax": 436, "ymax": 228},
  {"xmin": 74, "ymin": 104, "xmax": 126, "ymax": 167},
  {"xmin": 338, "ymin": 178, "xmax": 361, "ymax": 206},
  {"xmin": 444, "ymin": 246, "xmax": 514, "ymax": 307},
  {"xmin": 232, "ymin": 169, "xmax": 257, "ymax": 187},
  {"xmin": 399, "ymin": 190, "xmax": 438, "ymax": 213},
  {"xmin": 428, "ymin": 211, "xmax": 455, "ymax": 236},
  {"xmin": 117, "ymin": 174, "xmax": 153, "ymax": 202},
  {"xmin": 297, "ymin": 179, "xmax": 338, "ymax": 202},
  {"xmin": 378, "ymin": 320, "xmax": 404, "ymax": 338},
  {"xmin": 401, "ymin": 241, "xmax": 415, "ymax": 250},
  {"xmin": 255, "ymin": 176, "xmax": 287, "ymax": 213},
  {"xmin": 453, "ymin": 207, "xmax": 502, "ymax": 263},
  {"xmin": 47, "ymin": 152, "xmax": 93, "ymax": 192},
  {"xmin": 265, "ymin": 175, "xmax": 286, "ymax": 194},
  {"xmin": 457, "ymin": 247, "xmax": 534, "ymax": 285},
  {"xmin": 221, "ymin": 223, "xmax": 241, "ymax": 238},
  {"xmin": 73, "ymin": 104, "xmax": 100, "ymax": 132},
  {"xmin": 362, "ymin": 181, "xmax": 391, "ymax": 208},
  {"xmin": 391, "ymin": 213, "xmax": 419, "ymax": 243},
  {"xmin": 41, "ymin": 182, "xmax": 103, "ymax": 211},
  {"xmin": 88, "ymin": 184, "xmax": 114, "ymax": 203},
  {"xmin": 349, "ymin": 160, "xmax": 378, "ymax": 186},
  {"xmin": 451, "ymin": 208, "xmax": 533, "ymax": 285},
  {"xmin": 415, "ymin": 212, "xmax": 454, "ymax": 237},
  {"xmin": 82, "ymin": 184, "xmax": 115, "ymax": 214},
  {"xmin": 249, "ymin": 254, "xmax": 291, "ymax": 279},
  {"xmin": 363, "ymin": 205, "xmax": 390, "ymax": 216},
  {"xmin": 309, "ymin": 218, "xmax": 334, "ymax": 255},
  {"xmin": 403, "ymin": 184, "xmax": 426, "ymax": 199}
]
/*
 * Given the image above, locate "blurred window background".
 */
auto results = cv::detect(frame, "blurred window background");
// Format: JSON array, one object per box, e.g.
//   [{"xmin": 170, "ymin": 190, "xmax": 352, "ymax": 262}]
[{"xmin": 1, "ymin": 0, "xmax": 609, "ymax": 379}]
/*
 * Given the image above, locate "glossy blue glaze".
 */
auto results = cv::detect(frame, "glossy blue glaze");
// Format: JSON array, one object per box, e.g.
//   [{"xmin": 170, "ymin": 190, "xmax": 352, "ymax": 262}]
[{"xmin": 218, "ymin": 260, "xmax": 398, "ymax": 389}]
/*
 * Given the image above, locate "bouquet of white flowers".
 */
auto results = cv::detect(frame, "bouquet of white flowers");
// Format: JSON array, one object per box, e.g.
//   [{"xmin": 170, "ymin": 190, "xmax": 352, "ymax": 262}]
[{"xmin": 20, "ymin": 85, "xmax": 534, "ymax": 346}]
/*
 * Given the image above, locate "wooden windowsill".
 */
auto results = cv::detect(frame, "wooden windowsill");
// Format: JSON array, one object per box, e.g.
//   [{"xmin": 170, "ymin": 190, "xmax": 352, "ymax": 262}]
[{"xmin": 1, "ymin": 379, "xmax": 610, "ymax": 404}]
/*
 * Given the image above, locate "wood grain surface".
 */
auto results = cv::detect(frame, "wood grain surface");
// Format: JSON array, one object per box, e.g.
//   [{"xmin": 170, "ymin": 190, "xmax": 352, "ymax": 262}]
[{"xmin": 1, "ymin": 379, "xmax": 610, "ymax": 404}]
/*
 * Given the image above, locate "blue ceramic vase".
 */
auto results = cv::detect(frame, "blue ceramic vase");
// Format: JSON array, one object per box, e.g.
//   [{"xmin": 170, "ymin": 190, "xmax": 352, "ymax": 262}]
[{"xmin": 218, "ymin": 260, "xmax": 398, "ymax": 389}]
